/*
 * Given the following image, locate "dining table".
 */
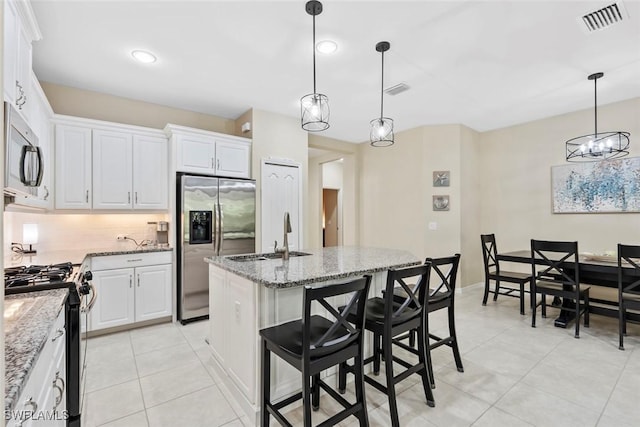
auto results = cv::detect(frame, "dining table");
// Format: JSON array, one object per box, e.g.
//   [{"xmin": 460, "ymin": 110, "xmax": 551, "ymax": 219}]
[{"xmin": 497, "ymin": 250, "xmax": 640, "ymax": 327}]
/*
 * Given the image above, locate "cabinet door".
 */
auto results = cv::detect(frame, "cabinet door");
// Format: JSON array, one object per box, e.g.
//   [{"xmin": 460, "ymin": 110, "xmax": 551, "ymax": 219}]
[
  {"xmin": 93, "ymin": 129, "xmax": 133, "ymax": 209},
  {"xmin": 225, "ymin": 273, "xmax": 257, "ymax": 403},
  {"xmin": 208, "ymin": 266, "xmax": 226, "ymax": 365},
  {"xmin": 15, "ymin": 25, "xmax": 32, "ymax": 115},
  {"xmin": 30, "ymin": 78, "xmax": 53, "ymax": 209},
  {"xmin": 135, "ymin": 264, "xmax": 172, "ymax": 322},
  {"xmin": 55, "ymin": 125, "xmax": 92, "ymax": 209},
  {"xmin": 89, "ymin": 268, "xmax": 135, "ymax": 331},
  {"xmin": 215, "ymin": 139, "xmax": 251, "ymax": 178},
  {"xmin": 176, "ymin": 134, "xmax": 215, "ymax": 174},
  {"xmin": 3, "ymin": 0, "xmax": 18, "ymax": 105},
  {"xmin": 132, "ymin": 134, "xmax": 168, "ymax": 210}
]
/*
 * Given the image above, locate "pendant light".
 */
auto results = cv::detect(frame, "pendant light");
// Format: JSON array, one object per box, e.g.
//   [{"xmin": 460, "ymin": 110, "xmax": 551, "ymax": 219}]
[
  {"xmin": 565, "ymin": 72, "xmax": 630, "ymax": 162},
  {"xmin": 370, "ymin": 41, "xmax": 394, "ymax": 147},
  {"xmin": 300, "ymin": 0, "xmax": 329, "ymax": 132}
]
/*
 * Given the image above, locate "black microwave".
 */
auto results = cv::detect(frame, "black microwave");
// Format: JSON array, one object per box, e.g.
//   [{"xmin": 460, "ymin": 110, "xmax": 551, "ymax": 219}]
[{"xmin": 4, "ymin": 102, "xmax": 43, "ymax": 198}]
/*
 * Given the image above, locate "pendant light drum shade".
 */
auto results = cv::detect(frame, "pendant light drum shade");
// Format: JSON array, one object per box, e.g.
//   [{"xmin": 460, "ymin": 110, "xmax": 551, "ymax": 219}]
[
  {"xmin": 301, "ymin": 93, "xmax": 330, "ymax": 131},
  {"xmin": 370, "ymin": 118, "xmax": 394, "ymax": 147},
  {"xmin": 370, "ymin": 41, "xmax": 394, "ymax": 147},
  {"xmin": 301, "ymin": 0, "xmax": 329, "ymax": 132},
  {"xmin": 565, "ymin": 72, "xmax": 630, "ymax": 162}
]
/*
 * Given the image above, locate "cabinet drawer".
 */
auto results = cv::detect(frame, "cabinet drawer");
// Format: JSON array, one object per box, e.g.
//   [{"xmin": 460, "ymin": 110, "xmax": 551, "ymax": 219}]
[{"xmin": 90, "ymin": 251, "xmax": 172, "ymax": 270}]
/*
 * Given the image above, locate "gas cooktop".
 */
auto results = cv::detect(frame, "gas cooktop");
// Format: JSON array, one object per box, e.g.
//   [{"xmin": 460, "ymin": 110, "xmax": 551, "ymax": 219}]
[{"xmin": 4, "ymin": 262, "xmax": 78, "ymax": 295}]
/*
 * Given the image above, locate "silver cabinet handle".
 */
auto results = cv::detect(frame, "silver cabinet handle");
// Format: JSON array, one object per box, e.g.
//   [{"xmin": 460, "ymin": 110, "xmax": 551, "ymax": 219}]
[
  {"xmin": 43, "ymin": 185, "xmax": 49, "ymax": 200},
  {"xmin": 51, "ymin": 329, "xmax": 64, "ymax": 342},
  {"xmin": 127, "ymin": 258, "xmax": 143, "ymax": 263},
  {"xmin": 129, "ymin": 275, "xmax": 133, "ymax": 288},
  {"xmin": 137, "ymin": 275, "xmax": 140, "ymax": 287},
  {"xmin": 211, "ymin": 158, "xmax": 215, "ymax": 169},
  {"xmin": 16, "ymin": 397, "xmax": 38, "ymax": 426},
  {"xmin": 135, "ymin": 192, "xmax": 138, "ymax": 204},
  {"xmin": 217, "ymin": 158, "xmax": 220, "ymax": 170},
  {"xmin": 52, "ymin": 371, "xmax": 65, "ymax": 409},
  {"xmin": 86, "ymin": 190, "xmax": 89, "ymax": 203},
  {"xmin": 128, "ymin": 192, "xmax": 131, "ymax": 204}
]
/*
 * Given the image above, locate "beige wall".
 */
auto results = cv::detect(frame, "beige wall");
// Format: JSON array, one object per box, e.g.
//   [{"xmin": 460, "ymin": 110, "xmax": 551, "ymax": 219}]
[
  {"xmin": 251, "ymin": 109, "xmax": 308, "ymax": 250},
  {"xmin": 460, "ymin": 125, "xmax": 483, "ymax": 285},
  {"xmin": 479, "ymin": 97, "xmax": 640, "ymax": 256},
  {"xmin": 41, "ymin": 82, "xmax": 236, "ymax": 134},
  {"xmin": 358, "ymin": 124, "xmax": 482, "ymax": 286}
]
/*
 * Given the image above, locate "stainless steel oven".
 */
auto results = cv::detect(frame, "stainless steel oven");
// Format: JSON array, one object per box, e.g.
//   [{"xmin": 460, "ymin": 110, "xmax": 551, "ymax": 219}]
[{"xmin": 4, "ymin": 101, "xmax": 43, "ymax": 197}]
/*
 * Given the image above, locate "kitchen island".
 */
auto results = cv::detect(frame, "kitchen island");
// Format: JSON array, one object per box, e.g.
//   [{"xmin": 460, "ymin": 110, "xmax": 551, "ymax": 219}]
[{"xmin": 205, "ymin": 246, "xmax": 420, "ymax": 425}]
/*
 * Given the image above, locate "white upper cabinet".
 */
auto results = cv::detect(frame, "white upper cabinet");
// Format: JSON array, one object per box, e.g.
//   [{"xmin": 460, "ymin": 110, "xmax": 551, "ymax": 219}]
[
  {"xmin": 3, "ymin": 0, "xmax": 41, "ymax": 118},
  {"xmin": 92, "ymin": 130, "xmax": 133, "ymax": 209},
  {"xmin": 133, "ymin": 134, "xmax": 169, "ymax": 210},
  {"xmin": 175, "ymin": 133, "xmax": 217, "ymax": 174},
  {"xmin": 167, "ymin": 124, "xmax": 251, "ymax": 178},
  {"xmin": 55, "ymin": 125, "xmax": 93, "ymax": 210},
  {"xmin": 54, "ymin": 117, "xmax": 169, "ymax": 211},
  {"xmin": 28, "ymin": 75, "xmax": 54, "ymax": 210},
  {"xmin": 215, "ymin": 138, "xmax": 251, "ymax": 178}
]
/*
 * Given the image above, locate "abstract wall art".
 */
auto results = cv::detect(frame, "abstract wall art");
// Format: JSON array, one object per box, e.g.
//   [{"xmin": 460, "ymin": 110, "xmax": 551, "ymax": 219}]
[{"xmin": 551, "ymin": 157, "xmax": 640, "ymax": 213}]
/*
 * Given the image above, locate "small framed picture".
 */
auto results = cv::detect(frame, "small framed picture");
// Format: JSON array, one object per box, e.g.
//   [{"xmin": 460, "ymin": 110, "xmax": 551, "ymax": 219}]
[
  {"xmin": 433, "ymin": 171, "xmax": 450, "ymax": 187},
  {"xmin": 433, "ymin": 195, "xmax": 450, "ymax": 211}
]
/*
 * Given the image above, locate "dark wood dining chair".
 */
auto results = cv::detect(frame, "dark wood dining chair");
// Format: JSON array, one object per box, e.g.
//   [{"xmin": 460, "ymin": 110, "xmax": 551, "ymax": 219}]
[
  {"xmin": 338, "ymin": 264, "xmax": 434, "ymax": 427},
  {"xmin": 530, "ymin": 239, "xmax": 590, "ymax": 338},
  {"xmin": 481, "ymin": 234, "xmax": 531, "ymax": 314},
  {"xmin": 617, "ymin": 244, "xmax": 640, "ymax": 350},
  {"xmin": 260, "ymin": 275, "xmax": 372, "ymax": 427}
]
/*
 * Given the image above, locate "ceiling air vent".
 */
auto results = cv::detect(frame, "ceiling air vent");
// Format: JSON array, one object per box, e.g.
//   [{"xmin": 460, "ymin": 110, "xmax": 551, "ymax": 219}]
[
  {"xmin": 384, "ymin": 82, "xmax": 410, "ymax": 96},
  {"xmin": 581, "ymin": 2, "xmax": 628, "ymax": 32}
]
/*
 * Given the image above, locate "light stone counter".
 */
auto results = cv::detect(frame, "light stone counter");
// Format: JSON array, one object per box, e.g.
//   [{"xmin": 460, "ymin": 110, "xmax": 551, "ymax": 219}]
[
  {"xmin": 205, "ymin": 246, "xmax": 420, "ymax": 288},
  {"xmin": 4, "ymin": 289, "xmax": 68, "ymax": 413},
  {"xmin": 4, "ymin": 246, "xmax": 172, "ymax": 268}
]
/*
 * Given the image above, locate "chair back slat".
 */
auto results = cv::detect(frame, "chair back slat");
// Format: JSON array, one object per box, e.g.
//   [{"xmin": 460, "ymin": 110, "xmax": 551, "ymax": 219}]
[
  {"xmin": 384, "ymin": 264, "xmax": 430, "ymax": 322},
  {"xmin": 427, "ymin": 254, "xmax": 461, "ymax": 299},
  {"xmin": 530, "ymin": 239, "xmax": 579, "ymax": 289},
  {"xmin": 303, "ymin": 275, "xmax": 372, "ymax": 355},
  {"xmin": 481, "ymin": 234, "xmax": 499, "ymax": 275},
  {"xmin": 618, "ymin": 244, "xmax": 640, "ymax": 297}
]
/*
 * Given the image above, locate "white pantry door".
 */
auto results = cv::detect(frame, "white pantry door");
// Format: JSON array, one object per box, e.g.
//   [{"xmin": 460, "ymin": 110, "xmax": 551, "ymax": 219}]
[{"xmin": 261, "ymin": 161, "xmax": 301, "ymax": 253}]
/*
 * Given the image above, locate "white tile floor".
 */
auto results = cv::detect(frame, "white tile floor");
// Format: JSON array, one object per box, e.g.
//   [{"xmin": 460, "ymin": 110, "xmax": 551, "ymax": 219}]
[{"xmin": 83, "ymin": 285, "xmax": 640, "ymax": 427}]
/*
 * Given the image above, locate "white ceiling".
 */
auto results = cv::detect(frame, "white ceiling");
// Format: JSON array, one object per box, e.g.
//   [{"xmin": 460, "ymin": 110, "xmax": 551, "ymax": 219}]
[{"xmin": 30, "ymin": 0, "xmax": 640, "ymax": 143}]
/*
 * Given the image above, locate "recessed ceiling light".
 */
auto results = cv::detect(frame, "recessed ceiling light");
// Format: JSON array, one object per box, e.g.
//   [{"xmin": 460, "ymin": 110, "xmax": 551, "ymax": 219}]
[
  {"xmin": 316, "ymin": 40, "xmax": 337, "ymax": 54},
  {"xmin": 131, "ymin": 50, "xmax": 157, "ymax": 64}
]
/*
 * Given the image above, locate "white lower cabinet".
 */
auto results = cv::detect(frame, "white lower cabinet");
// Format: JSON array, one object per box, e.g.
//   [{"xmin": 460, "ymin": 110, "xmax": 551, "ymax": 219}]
[
  {"xmin": 89, "ymin": 252, "xmax": 172, "ymax": 332},
  {"xmin": 7, "ymin": 308, "xmax": 66, "ymax": 427}
]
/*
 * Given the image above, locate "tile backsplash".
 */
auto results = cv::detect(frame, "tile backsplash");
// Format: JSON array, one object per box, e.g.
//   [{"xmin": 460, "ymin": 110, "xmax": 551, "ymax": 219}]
[{"xmin": 3, "ymin": 212, "xmax": 170, "ymax": 253}]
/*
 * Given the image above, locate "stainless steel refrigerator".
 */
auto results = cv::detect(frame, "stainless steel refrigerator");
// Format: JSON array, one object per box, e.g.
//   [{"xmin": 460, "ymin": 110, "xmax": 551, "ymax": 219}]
[{"xmin": 177, "ymin": 174, "xmax": 256, "ymax": 323}]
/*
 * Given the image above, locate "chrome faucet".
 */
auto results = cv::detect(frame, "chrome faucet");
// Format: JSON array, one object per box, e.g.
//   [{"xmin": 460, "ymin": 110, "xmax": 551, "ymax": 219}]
[{"xmin": 274, "ymin": 212, "xmax": 292, "ymax": 260}]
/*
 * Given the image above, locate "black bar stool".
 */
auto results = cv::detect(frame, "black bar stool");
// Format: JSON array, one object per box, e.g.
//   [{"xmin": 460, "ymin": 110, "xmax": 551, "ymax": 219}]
[
  {"xmin": 260, "ymin": 275, "xmax": 372, "ymax": 427},
  {"xmin": 338, "ymin": 264, "xmax": 434, "ymax": 427}
]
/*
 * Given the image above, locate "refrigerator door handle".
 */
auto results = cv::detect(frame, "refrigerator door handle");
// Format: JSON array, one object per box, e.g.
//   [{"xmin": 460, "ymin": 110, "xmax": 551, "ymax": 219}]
[
  {"xmin": 212, "ymin": 203, "xmax": 218, "ymax": 254},
  {"xmin": 218, "ymin": 203, "xmax": 224, "ymax": 255}
]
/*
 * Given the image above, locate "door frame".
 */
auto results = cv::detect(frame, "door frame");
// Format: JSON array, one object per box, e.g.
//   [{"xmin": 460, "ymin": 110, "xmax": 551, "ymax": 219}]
[{"xmin": 261, "ymin": 158, "xmax": 304, "ymax": 250}]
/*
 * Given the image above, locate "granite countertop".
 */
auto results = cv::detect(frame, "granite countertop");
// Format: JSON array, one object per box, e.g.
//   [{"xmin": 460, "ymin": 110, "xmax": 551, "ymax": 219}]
[
  {"xmin": 4, "ymin": 246, "xmax": 172, "ymax": 268},
  {"xmin": 4, "ymin": 288, "xmax": 68, "ymax": 413},
  {"xmin": 205, "ymin": 246, "xmax": 420, "ymax": 288}
]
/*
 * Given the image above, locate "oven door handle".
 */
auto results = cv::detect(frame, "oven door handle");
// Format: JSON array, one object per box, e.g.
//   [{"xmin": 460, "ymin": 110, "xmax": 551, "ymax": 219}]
[{"xmin": 82, "ymin": 282, "xmax": 98, "ymax": 312}]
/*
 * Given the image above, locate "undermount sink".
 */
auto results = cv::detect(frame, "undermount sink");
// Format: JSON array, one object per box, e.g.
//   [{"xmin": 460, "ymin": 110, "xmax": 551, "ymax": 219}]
[{"xmin": 227, "ymin": 251, "xmax": 312, "ymax": 262}]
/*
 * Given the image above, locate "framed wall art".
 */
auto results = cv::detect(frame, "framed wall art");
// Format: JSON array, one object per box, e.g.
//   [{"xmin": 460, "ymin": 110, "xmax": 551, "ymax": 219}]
[
  {"xmin": 551, "ymin": 157, "xmax": 640, "ymax": 213},
  {"xmin": 433, "ymin": 195, "xmax": 450, "ymax": 211},
  {"xmin": 433, "ymin": 171, "xmax": 450, "ymax": 187}
]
